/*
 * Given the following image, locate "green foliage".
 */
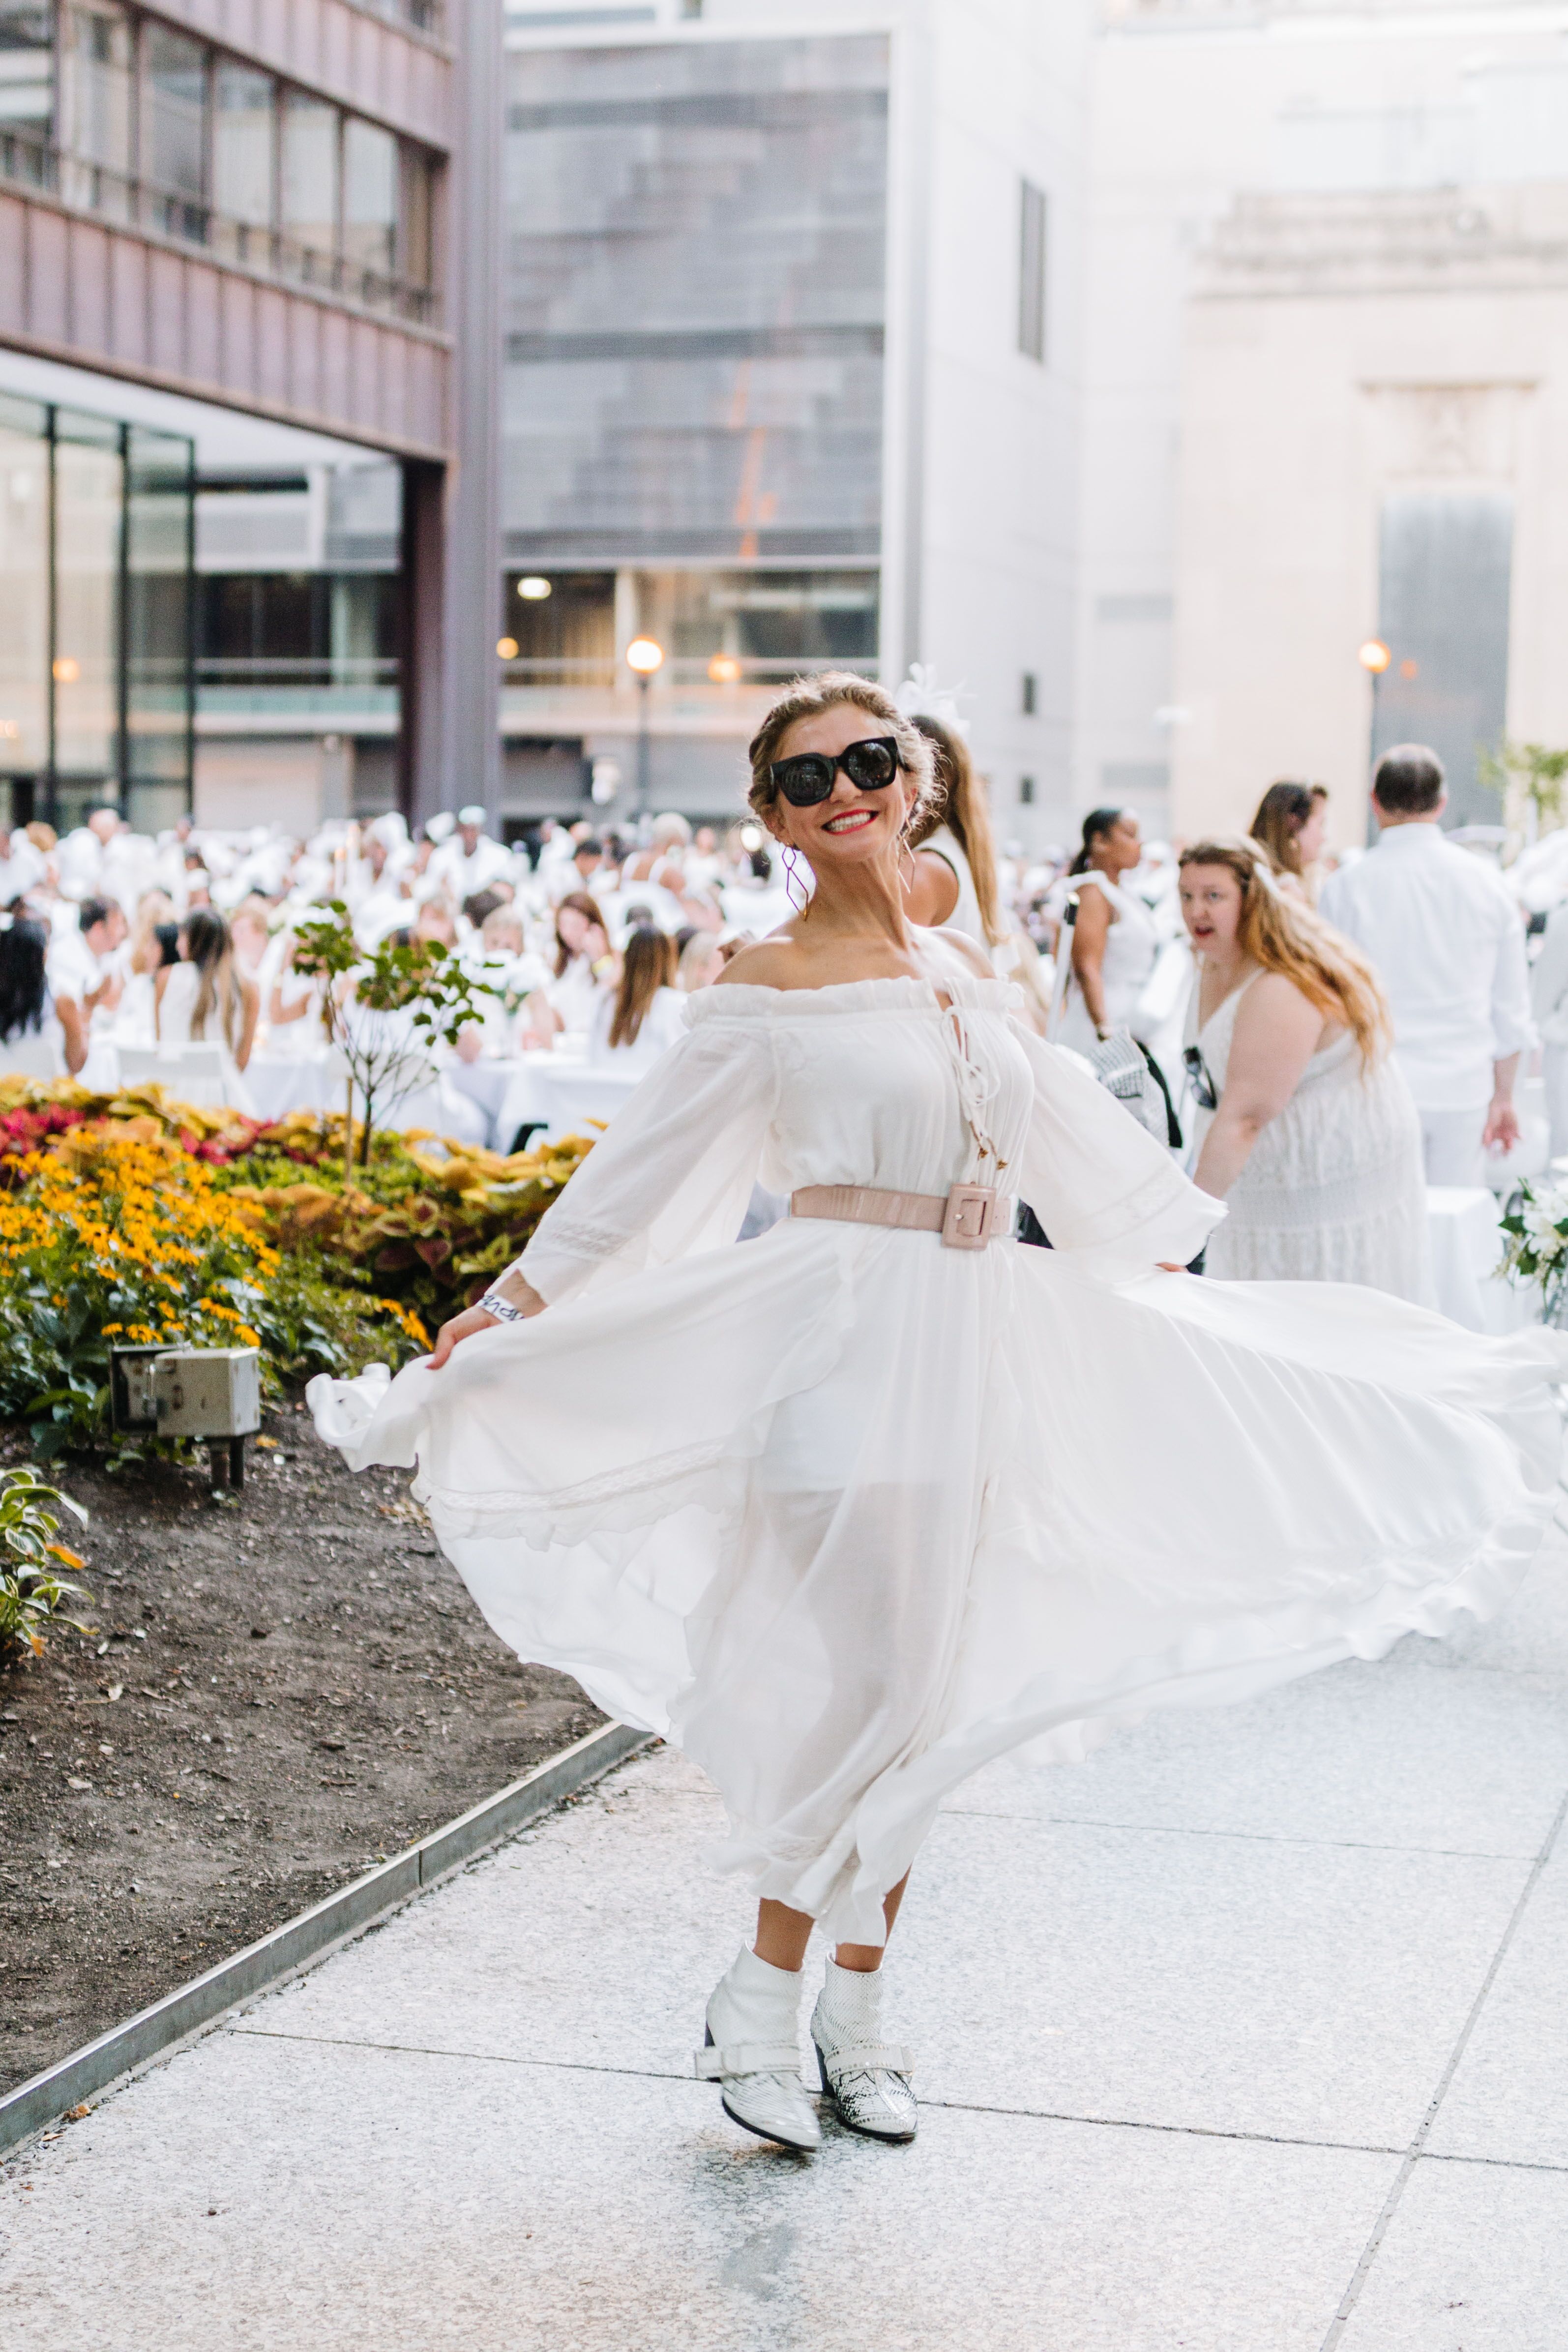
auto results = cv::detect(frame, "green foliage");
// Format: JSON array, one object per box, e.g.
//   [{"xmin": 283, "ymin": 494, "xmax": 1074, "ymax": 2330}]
[
  {"xmin": 0, "ymin": 1465, "xmax": 94, "ymax": 1663},
  {"xmin": 1479, "ymin": 738, "xmax": 1568, "ymax": 832},
  {"xmin": 1498, "ymin": 1180, "xmax": 1568, "ymax": 1320},
  {"xmin": 292, "ymin": 904, "xmax": 499, "ymax": 1166}
]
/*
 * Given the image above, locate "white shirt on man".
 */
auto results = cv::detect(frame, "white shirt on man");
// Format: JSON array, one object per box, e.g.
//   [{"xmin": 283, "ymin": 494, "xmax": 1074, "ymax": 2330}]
[
  {"xmin": 431, "ymin": 835, "xmax": 515, "ymax": 902},
  {"xmin": 0, "ymin": 832, "xmax": 45, "ymax": 907},
  {"xmin": 1319, "ymin": 821, "xmax": 1533, "ymax": 1110}
]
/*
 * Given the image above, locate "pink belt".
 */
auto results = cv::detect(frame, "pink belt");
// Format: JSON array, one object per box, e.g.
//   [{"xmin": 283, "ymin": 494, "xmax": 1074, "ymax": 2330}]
[{"xmin": 790, "ymin": 1182, "xmax": 1011, "ymax": 1250}]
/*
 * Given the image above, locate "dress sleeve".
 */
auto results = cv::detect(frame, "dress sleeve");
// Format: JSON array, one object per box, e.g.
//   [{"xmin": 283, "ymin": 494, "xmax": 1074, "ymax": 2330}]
[
  {"xmin": 1011, "ymin": 1021, "xmax": 1223, "ymax": 1278},
  {"xmin": 510, "ymin": 1011, "xmax": 776, "ymax": 1307}
]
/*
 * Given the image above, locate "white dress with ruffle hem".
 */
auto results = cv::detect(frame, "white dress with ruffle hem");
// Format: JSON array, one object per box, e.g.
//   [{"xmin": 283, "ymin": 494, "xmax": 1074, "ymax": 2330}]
[{"xmin": 310, "ymin": 948, "xmax": 1568, "ymax": 1946}]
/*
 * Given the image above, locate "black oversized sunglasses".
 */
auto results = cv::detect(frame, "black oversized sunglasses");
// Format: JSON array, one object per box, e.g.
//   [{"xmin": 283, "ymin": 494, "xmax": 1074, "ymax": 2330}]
[{"xmin": 769, "ymin": 734, "xmax": 903, "ymax": 807}]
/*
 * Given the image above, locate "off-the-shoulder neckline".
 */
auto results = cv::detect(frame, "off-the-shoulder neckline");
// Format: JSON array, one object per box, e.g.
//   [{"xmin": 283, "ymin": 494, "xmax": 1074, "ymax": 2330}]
[{"xmin": 685, "ymin": 972, "xmax": 1021, "ymax": 1021}]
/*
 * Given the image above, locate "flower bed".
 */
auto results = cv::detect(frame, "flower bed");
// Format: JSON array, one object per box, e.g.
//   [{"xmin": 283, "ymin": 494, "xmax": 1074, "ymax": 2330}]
[{"xmin": 0, "ymin": 1078, "xmax": 595, "ymax": 1457}]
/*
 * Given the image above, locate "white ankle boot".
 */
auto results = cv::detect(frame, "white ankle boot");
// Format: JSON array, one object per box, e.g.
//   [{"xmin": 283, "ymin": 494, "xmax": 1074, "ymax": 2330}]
[
  {"xmin": 696, "ymin": 1945, "xmax": 822, "ymax": 2152},
  {"xmin": 810, "ymin": 1956, "xmax": 917, "ymax": 2142}
]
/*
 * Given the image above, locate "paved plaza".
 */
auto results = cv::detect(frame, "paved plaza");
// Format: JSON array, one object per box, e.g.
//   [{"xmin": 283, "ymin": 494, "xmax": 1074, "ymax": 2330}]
[{"xmin": 4, "ymin": 1533, "xmax": 1568, "ymax": 2351}]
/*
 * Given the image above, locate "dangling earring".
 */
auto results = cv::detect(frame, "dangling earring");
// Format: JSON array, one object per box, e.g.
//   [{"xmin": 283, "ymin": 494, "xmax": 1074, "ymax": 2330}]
[{"xmin": 782, "ymin": 844, "xmax": 809, "ymax": 914}]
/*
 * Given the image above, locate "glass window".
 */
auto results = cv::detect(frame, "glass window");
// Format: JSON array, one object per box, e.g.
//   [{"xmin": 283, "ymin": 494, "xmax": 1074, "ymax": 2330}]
[
  {"xmin": 212, "ymin": 63, "xmax": 275, "ymax": 264},
  {"xmin": 124, "ymin": 424, "xmax": 193, "ymax": 829},
  {"xmin": 143, "ymin": 24, "xmax": 208, "ymax": 238},
  {"xmin": 59, "ymin": 2, "xmax": 133, "ymax": 214},
  {"xmin": 53, "ymin": 409, "xmax": 123, "ymax": 794},
  {"xmin": 280, "ymin": 90, "xmax": 339, "ymax": 280},
  {"xmin": 398, "ymin": 141, "xmax": 435, "ymax": 307},
  {"xmin": 343, "ymin": 116, "xmax": 395, "ymax": 285},
  {"xmin": 0, "ymin": 4, "xmax": 54, "ymax": 179},
  {"xmin": 0, "ymin": 393, "xmax": 50, "ymax": 784}
]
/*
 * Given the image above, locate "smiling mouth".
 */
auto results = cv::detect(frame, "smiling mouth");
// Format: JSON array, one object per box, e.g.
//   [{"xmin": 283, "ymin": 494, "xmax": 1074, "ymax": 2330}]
[{"xmin": 822, "ymin": 808, "xmax": 876, "ymax": 835}]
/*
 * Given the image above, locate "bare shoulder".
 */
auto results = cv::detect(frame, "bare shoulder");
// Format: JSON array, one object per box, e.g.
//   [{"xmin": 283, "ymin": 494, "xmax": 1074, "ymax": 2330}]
[
  {"xmin": 713, "ymin": 931, "xmax": 802, "ymax": 990},
  {"xmin": 1234, "ymin": 968, "xmax": 1321, "ymax": 1037},
  {"xmin": 927, "ymin": 927, "xmax": 995, "ymax": 981}
]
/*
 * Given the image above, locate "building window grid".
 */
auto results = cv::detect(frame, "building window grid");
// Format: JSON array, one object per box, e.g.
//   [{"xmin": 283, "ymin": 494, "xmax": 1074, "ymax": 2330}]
[{"xmin": 0, "ymin": 1, "xmax": 440, "ymax": 326}]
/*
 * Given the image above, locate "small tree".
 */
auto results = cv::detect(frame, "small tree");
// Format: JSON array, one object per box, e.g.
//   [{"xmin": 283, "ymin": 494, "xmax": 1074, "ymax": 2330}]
[
  {"xmin": 1479, "ymin": 737, "xmax": 1568, "ymax": 847},
  {"xmin": 291, "ymin": 903, "xmax": 497, "ymax": 1176}
]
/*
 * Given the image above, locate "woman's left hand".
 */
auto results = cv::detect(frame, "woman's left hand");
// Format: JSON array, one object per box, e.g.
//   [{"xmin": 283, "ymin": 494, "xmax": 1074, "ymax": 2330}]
[{"xmin": 429, "ymin": 1306, "xmax": 499, "ymax": 1369}]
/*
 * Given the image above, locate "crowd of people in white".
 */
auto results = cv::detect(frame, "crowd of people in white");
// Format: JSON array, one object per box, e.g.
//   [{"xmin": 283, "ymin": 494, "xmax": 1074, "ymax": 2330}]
[{"xmin": 0, "ymin": 678, "xmax": 1561, "ymax": 1330}]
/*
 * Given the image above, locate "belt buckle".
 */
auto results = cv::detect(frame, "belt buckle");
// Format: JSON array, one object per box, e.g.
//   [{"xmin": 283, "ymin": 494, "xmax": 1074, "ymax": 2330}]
[{"xmin": 942, "ymin": 1183, "xmax": 998, "ymax": 1250}]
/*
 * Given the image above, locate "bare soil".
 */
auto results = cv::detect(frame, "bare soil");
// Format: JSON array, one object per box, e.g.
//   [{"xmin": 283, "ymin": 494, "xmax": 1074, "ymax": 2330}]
[{"xmin": 0, "ymin": 1406, "xmax": 601, "ymax": 2097}]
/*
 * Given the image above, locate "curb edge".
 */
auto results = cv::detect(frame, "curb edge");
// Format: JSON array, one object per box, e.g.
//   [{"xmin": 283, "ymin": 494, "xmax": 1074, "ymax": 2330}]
[{"xmin": 0, "ymin": 1718, "xmax": 652, "ymax": 2158}]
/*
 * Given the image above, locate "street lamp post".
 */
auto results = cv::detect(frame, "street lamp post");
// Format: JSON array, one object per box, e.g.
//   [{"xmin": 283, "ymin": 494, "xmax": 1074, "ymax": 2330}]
[{"xmin": 625, "ymin": 635, "xmax": 664, "ymax": 818}]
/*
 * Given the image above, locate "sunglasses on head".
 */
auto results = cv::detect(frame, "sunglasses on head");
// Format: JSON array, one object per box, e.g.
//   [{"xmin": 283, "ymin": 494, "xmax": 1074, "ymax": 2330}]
[{"xmin": 769, "ymin": 734, "xmax": 903, "ymax": 808}]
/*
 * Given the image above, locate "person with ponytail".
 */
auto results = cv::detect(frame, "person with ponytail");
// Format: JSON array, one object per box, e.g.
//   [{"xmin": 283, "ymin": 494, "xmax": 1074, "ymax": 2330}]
[
  {"xmin": 1179, "ymin": 836, "xmax": 1431, "ymax": 1299},
  {"xmin": 901, "ymin": 713, "xmax": 1007, "ymax": 951},
  {"xmin": 1055, "ymin": 805, "xmax": 1159, "ymax": 1055}
]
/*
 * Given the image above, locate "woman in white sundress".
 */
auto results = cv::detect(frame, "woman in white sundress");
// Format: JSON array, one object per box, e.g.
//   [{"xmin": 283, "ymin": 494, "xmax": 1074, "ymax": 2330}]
[
  {"xmin": 1180, "ymin": 836, "xmax": 1432, "ymax": 1303},
  {"xmin": 311, "ymin": 674, "xmax": 1564, "ymax": 2160},
  {"xmin": 1053, "ymin": 806, "xmax": 1159, "ymax": 1054},
  {"xmin": 153, "ymin": 908, "xmax": 260, "ymax": 1114}
]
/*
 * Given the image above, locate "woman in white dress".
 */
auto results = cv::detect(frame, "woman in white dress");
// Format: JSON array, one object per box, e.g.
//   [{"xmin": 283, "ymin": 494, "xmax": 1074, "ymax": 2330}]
[
  {"xmin": 154, "ymin": 909, "xmax": 259, "ymax": 1112},
  {"xmin": 312, "ymin": 674, "xmax": 1565, "ymax": 2159},
  {"xmin": 0, "ymin": 918, "xmax": 85, "ymax": 1077},
  {"xmin": 1054, "ymin": 807, "xmax": 1159, "ymax": 1054},
  {"xmin": 588, "ymin": 926, "xmax": 687, "ymax": 1074},
  {"xmin": 1180, "ymin": 837, "xmax": 1431, "ymax": 1301},
  {"xmin": 547, "ymin": 892, "xmax": 617, "ymax": 1039},
  {"xmin": 902, "ymin": 710, "xmax": 1054, "ymax": 1031}
]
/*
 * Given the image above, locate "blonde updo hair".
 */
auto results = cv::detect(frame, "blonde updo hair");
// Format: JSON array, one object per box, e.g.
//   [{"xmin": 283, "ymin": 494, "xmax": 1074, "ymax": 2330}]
[
  {"xmin": 1178, "ymin": 834, "xmax": 1390, "ymax": 1067},
  {"xmin": 746, "ymin": 672, "xmax": 939, "ymax": 837}
]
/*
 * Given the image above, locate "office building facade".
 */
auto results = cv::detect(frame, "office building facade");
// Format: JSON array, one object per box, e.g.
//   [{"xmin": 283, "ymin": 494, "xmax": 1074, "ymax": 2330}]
[{"xmin": 497, "ymin": 0, "xmax": 1088, "ymax": 842}]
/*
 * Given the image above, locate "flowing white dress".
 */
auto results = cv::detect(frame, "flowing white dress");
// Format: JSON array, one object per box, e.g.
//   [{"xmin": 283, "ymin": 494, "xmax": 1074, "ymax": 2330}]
[
  {"xmin": 311, "ymin": 945, "xmax": 1567, "ymax": 1945},
  {"xmin": 1188, "ymin": 969, "xmax": 1435, "ymax": 1304}
]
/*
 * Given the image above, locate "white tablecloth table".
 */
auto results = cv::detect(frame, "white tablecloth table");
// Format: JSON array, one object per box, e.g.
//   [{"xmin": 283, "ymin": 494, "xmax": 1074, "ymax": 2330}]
[
  {"xmin": 1426, "ymin": 1186, "xmax": 1538, "ymax": 1335},
  {"xmin": 489, "ymin": 1053, "xmax": 641, "ymax": 1149},
  {"xmin": 242, "ymin": 1051, "xmax": 343, "ymax": 1124}
]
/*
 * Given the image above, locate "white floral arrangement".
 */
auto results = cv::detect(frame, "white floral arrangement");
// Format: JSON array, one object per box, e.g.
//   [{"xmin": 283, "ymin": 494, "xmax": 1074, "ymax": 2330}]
[{"xmin": 1498, "ymin": 1180, "xmax": 1568, "ymax": 1322}]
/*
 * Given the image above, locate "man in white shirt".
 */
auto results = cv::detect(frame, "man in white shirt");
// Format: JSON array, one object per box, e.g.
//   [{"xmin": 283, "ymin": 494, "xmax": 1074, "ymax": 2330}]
[
  {"xmin": 546, "ymin": 834, "xmax": 606, "ymax": 905},
  {"xmin": 46, "ymin": 895, "xmax": 126, "ymax": 1027},
  {"xmin": 1319, "ymin": 744, "xmax": 1533, "ymax": 1185},
  {"xmin": 431, "ymin": 805, "xmax": 515, "ymax": 902},
  {"xmin": 0, "ymin": 824, "xmax": 45, "ymax": 908}
]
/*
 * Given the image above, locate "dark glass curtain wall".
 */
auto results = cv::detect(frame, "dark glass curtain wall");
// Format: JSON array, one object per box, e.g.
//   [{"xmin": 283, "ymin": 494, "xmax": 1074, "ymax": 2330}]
[{"xmin": 0, "ymin": 387, "xmax": 194, "ymax": 834}]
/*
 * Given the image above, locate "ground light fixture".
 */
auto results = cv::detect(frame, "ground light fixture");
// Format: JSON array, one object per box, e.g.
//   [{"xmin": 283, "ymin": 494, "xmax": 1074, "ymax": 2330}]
[
  {"xmin": 1358, "ymin": 638, "xmax": 1392, "ymax": 674},
  {"xmin": 626, "ymin": 636, "xmax": 664, "ymax": 677},
  {"xmin": 497, "ymin": 636, "xmax": 519, "ymax": 659},
  {"xmin": 517, "ymin": 576, "xmax": 552, "ymax": 600},
  {"xmin": 708, "ymin": 653, "xmax": 742, "ymax": 683}
]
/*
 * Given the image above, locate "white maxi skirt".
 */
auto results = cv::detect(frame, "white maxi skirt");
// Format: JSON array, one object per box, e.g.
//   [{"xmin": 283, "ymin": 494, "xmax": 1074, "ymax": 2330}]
[{"xmin": 312, "ymin": 1217, "xmax": 1566, "ymax": 1946}]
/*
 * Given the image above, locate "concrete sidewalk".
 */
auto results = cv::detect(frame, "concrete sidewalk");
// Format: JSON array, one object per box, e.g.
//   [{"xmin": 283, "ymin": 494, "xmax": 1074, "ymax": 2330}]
[{"xmin": 5, "ymin": 1537, "xmax": 1568, "ymax": 2351}]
